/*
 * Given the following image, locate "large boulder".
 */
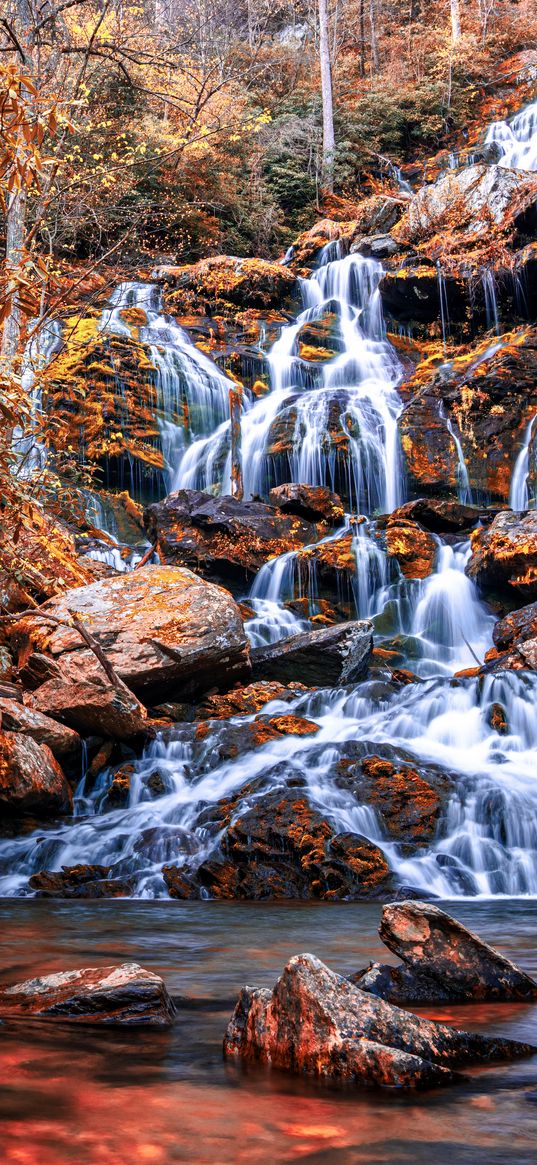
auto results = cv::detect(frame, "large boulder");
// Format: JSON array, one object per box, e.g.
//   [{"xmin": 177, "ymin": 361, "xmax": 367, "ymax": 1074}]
[
  {"xmin": 388, "ymin": 498, "xmax": 485, "ymax": 535},
  {"xmin": 10, "ymin": 565, "xmax": 250, "ymax": 705},
  {"xmin": 375, "ymin": 901, "xmax": 537, "ymax": 1002},
  {"xmin": 268, "ymin": 483, "xmax": 344, "ymax": 525},
  {"xmin": 393, "ymin": 164, "xmax": 537, "ymax": 248},
  {"xmin": 250, "ymin": 621, "xmax": 373, "ymax": 685},
  {"xmin": 29, "ymin": 865, "xmax": 134, "ymax": 899},
  {"xmin": 152, "ymin": 255, "xmax": 297, "ymax": 312},
  {"xmin": 383, "ymin": 516, "xmax": 437, "ymax": 580},
  {"xmin": 0, "ymin": 697, "xmax": 81, "ymax": 767},
  {"xmin": 466, "ymin": 510, "xmax": 537, "ymax": 601},
  {"xmin": 223, "ymin": 953, "xmax": 533, "ymax": 1090},
  {"xmin": 0, "ymin": 962, "xmax": 175, "ymax": 1026},
  {"xmin": 144, "ymin": 490, "xmax": 318, "ymax": 586},
  {"xmin": 0, "ymin": 731, "xmax": 72, "ymax": 819}
]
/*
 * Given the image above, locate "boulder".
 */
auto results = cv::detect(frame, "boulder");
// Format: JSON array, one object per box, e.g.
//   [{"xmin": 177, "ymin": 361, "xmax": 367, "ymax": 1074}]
[
  {"xmin": 153, "ymin": 255, "xmax": 297, "ymax": 312},
  {"xmin": 164, "ymin": 788, "xmax": 393, "ymax": 901},
  {"xmin": 193, "ymin": 680, "xmax": 311, "ymax": 719},
  {"xmin": 29, "ymin": 865, "xmax": 134, "ymax": 898},
  {"xmin": 268, "ymin": 483, "xmax": 344, "ymax": 525},
  {"xmin": 10, "ymin": 565, "xmax": 250, "ymax": 704},
  {"xmin": 223, "ymin": 953, "xmax": 534, "ymax": 1090},
  {"xmin": 0, "ymin": 962, "xmax": 175, "ymax": 1025},
  {"xmin": 144, "ymin": 490, "xmax": 317, "ymax": 585},
  {"xmin": 334, "ymin": 753, "xmax": 451, "ymax": 845},
  {"xmin": 29, "ymin": 674, "xmax": 147, "ymax": 742},
  {"xmin": 384, "ymin": 517, "xmax": 437, "ymax": 580},
  {"xmin": 379, "ymin": 264, "xmax": 466, "ymax": 329},
  {"xmin": 352, "ymin": 961, "xmax": 455, "ymax": 1005},
  {"xmin": 387, "ymin": 498, "xmax": 485, "ymax": 535},
  {"xmin": 378, "ymin": 901, "xmax": 537, "ymax": 1002},
  {"xmin": 250, "ymin": 621, "xmax": 373, "ymax": 685},
  {"xmin": 466, "ymin": 510, "xmax": 537, "ymax": 601},
  {"xmin": 0, "ymin": 731, "xmax": 72, "ymax": 819},
  {"xmin": 0, "ymin": 697, "xmax": 81, "ymax": 766},
  {"xmin": 393, "ymin": 164, "xmax": 537, "ymax": 247}
]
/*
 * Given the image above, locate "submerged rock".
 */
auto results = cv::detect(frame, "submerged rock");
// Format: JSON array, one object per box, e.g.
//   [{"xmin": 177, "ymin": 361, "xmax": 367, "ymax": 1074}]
[
  {"xmin": 29, "ymin": 865, "xmax": 133, "ymax": 899},
  {"xmin": 10, "ymin": 565, "xmax": 250, "ymax": 705},
  {"xmin": 0, "ymin": 731, "xmax": 72, "ymax": 820},
  {"xmin": 0, "ymin": 962, "xmax": 175, "ymax": 1025},
  {"xmin": 224, "ymin": 953, "xmax": 533, "ymax": 1090},
  {"xmin": 376, "ymin": 900, "xmax": 537, "ymax": 1002},
  {"xmin": 250, "ymin": 620, "xmax": 373, "ymax": 685},
  {"xmin": 466, "ymin": 510, "xmax": 537, "ymax": 601}
]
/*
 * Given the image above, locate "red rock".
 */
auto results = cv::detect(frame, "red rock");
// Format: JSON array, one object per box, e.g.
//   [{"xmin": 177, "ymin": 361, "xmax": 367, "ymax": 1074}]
[
  {"xmin": 29, "ymin": 674, "xmax": 148, "ymax": 742},
  {"xmin": 10, "ymin": 564, "xmax": 250, "ymax": 704},
  {"xmin": 0, "ymin": 731, "xmax": 72, "ymax": 818},
  {"xmin": 0, "ymin": 962, "xmax": 175, "ymax": 1025},
  {"xmin": 466, "ymin": 510, "xmax": 537, "ymax": 600},
  {"xmin": 194, "ymin": 681, "xmax": 310, "ymax": 719},
  {"xmin": 223, "ymin": 953, "xmax": 533, "ymax": 1090},
  {"xmin": 379, "ymin": 901, "xmax": 537, "ymax": 1002},
  {"xmin": 0, "ymin": 697, "xmax": 81, "ymax": 763}
]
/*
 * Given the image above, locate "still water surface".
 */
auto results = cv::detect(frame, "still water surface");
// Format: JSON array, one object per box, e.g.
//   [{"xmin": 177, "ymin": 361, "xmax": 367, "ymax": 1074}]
[{"xmin": 1, "ymin": 899, "xmax": 536, "ymax": 1164}]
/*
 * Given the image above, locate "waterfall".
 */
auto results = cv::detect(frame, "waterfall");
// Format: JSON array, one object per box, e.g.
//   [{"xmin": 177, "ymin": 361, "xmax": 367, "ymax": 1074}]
[
  {"xmin": 4, "ymin": 243, "xmax": 537, "ymax": 903},
  {"xmin": 175, "ymin": 252, "xmax": 404, "ymax": 511},
  {"xmin": 100, "ymin": 282, "xmax": 240, "ymax": 492},
  {"xmin": 485, "ymin": 101, "xmax": 537, "ymax": 171},
  {"xmin": 509, "ymin": 416, "xmax": 537, "ymax": 511}
]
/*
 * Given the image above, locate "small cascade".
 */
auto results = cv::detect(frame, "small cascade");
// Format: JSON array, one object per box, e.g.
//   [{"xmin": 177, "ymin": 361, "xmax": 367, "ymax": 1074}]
[
  {"xmin": 485, "ymin": 101, "xmax": 537, "ymax": 171},
  {"xmin": 14, "ymin": 319, "xmax": 63, "ymax": 476},
  {"xmin": 509, "ymin": 415, "xmax": 537, "ymax": 511},
  {"xmin": 444, "ymin": 411, "xmax": 473, "ymax": 504},
  {"xmin": 436, "ymin": 262, "xmax": 450, "ymax": 350},
  {"xmin": 481, "ymin": 268, "xmax": 500, "ymax": 334},
  {"xmin": 100, "ymin": 282, "xmax": 240, "ymax": 491}
]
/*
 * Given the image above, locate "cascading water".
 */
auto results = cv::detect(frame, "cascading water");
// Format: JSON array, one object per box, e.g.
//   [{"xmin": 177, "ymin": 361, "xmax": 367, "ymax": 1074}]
[
  {"xmin": 485, "ymin": 100, "xmax": 537, "ymax": 172},
  {"xmin": 509, "ymin": 416, "xmax": 536, "ymax": 511},
  {"xmin": 4, "ymin": 246, "xmax": 537, "ymax": 902}
]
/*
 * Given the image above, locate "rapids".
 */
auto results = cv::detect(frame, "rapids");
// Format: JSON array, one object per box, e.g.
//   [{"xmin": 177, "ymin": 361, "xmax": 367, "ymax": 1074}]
[{"xmin": 4, "ymin": 239, "xmax": 537, "ymax": 902}]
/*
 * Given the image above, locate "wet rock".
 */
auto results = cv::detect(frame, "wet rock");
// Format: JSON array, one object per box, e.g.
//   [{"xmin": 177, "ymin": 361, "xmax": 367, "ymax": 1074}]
[
  {"xmin": 287, "ymin": 219, "xmax": 348, "ymax": 268},
  {"xmin": 334, "ymin": 754, "xmax": 451, "ymax": 845},
  {"xmin": 393, "ymin": 164, "xmax": 537, "ymax": 248},
  {"xmin": 0, "ymin": 962, "xmax": 175, "ymax": 1025},
  {"xmin": 483, "ymin": 602, "xmax": 537, "ymax": 673},
  {"xmin": 384, "ymin": 517, "xmax": 437, "ymax": 580},
  {"xmin": 224, "ymin": 953, "xmax": 533, "ymax": 1090},
  {"xmin": 144, "ymin": 490, "xmax": 318, "ymax": 586},
  {"xmin": 165, "ymin": 789, "xmax": 392, "ymax": 901},
  {"xmin": 399, "ymin": 330, "xmax": 537, "ymax": 502},
  {"xmin": 11, "ymin": 565, "xmax": 250, "ymax": 704},
  {"xmin": 194, "ymin": 681, "xmax": 311, "ymax": 719},
  {"xmin": 351, "ymin": 961, "xmax": 455, "ymax": 1005},
  {"xmin": 250, "ymin": 620, "xmax": 373, "ymax": 686},
  {"xmin": 153, "ymin": 255, "xmax": 297, "ymax": 312},
  {"xmin": 268, "ymin": 483, "xmax": 344, "ymax": 525},
  {"xmin": 29, "ymin": 865, "xmax": 133, "ymax": 899},
  {"xmin": 466, "ymin": 510, "xmax": 537, "ymax": 601},
  {"xmin": 379, "ymin": 264, "xmax": 466, "ymax": 329},
  {"xmin": 0, "ymin": 698, "xmax": 81, "ymax": 767},
  {"xmin": 0, "ymin": 731, "xmax": 72, "ymax": 819},
  {"xmin": 351, "ymin": 234, "xmax": 400, "ymax": 260},
  {"xmin": 378, "ymin": 901, "xmax": 537, "ymax": 1001},
  {"xmin": 388, "ymin": 498, "xmax": 485, "ymax": 535},
  {"xmin": 102, "ymin": 764, "xmax": 133, "ymax": 808}
]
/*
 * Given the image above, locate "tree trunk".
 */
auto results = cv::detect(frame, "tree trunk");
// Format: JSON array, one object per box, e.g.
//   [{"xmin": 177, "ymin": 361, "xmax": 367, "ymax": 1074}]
[
  {"xmin": 1, "ymin": 186, "xmax": 28, "ymax": 372},
  {"xmin": 318, "ymin": 0, "xmax": 335, "ymax": 192},
  {"xmin": 450, "ymin": 0, "xmax": 461, "ymax": 41},
  {"xmin": 370, "ymin": 0, "xmax": 379, "ymax": 73}
]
